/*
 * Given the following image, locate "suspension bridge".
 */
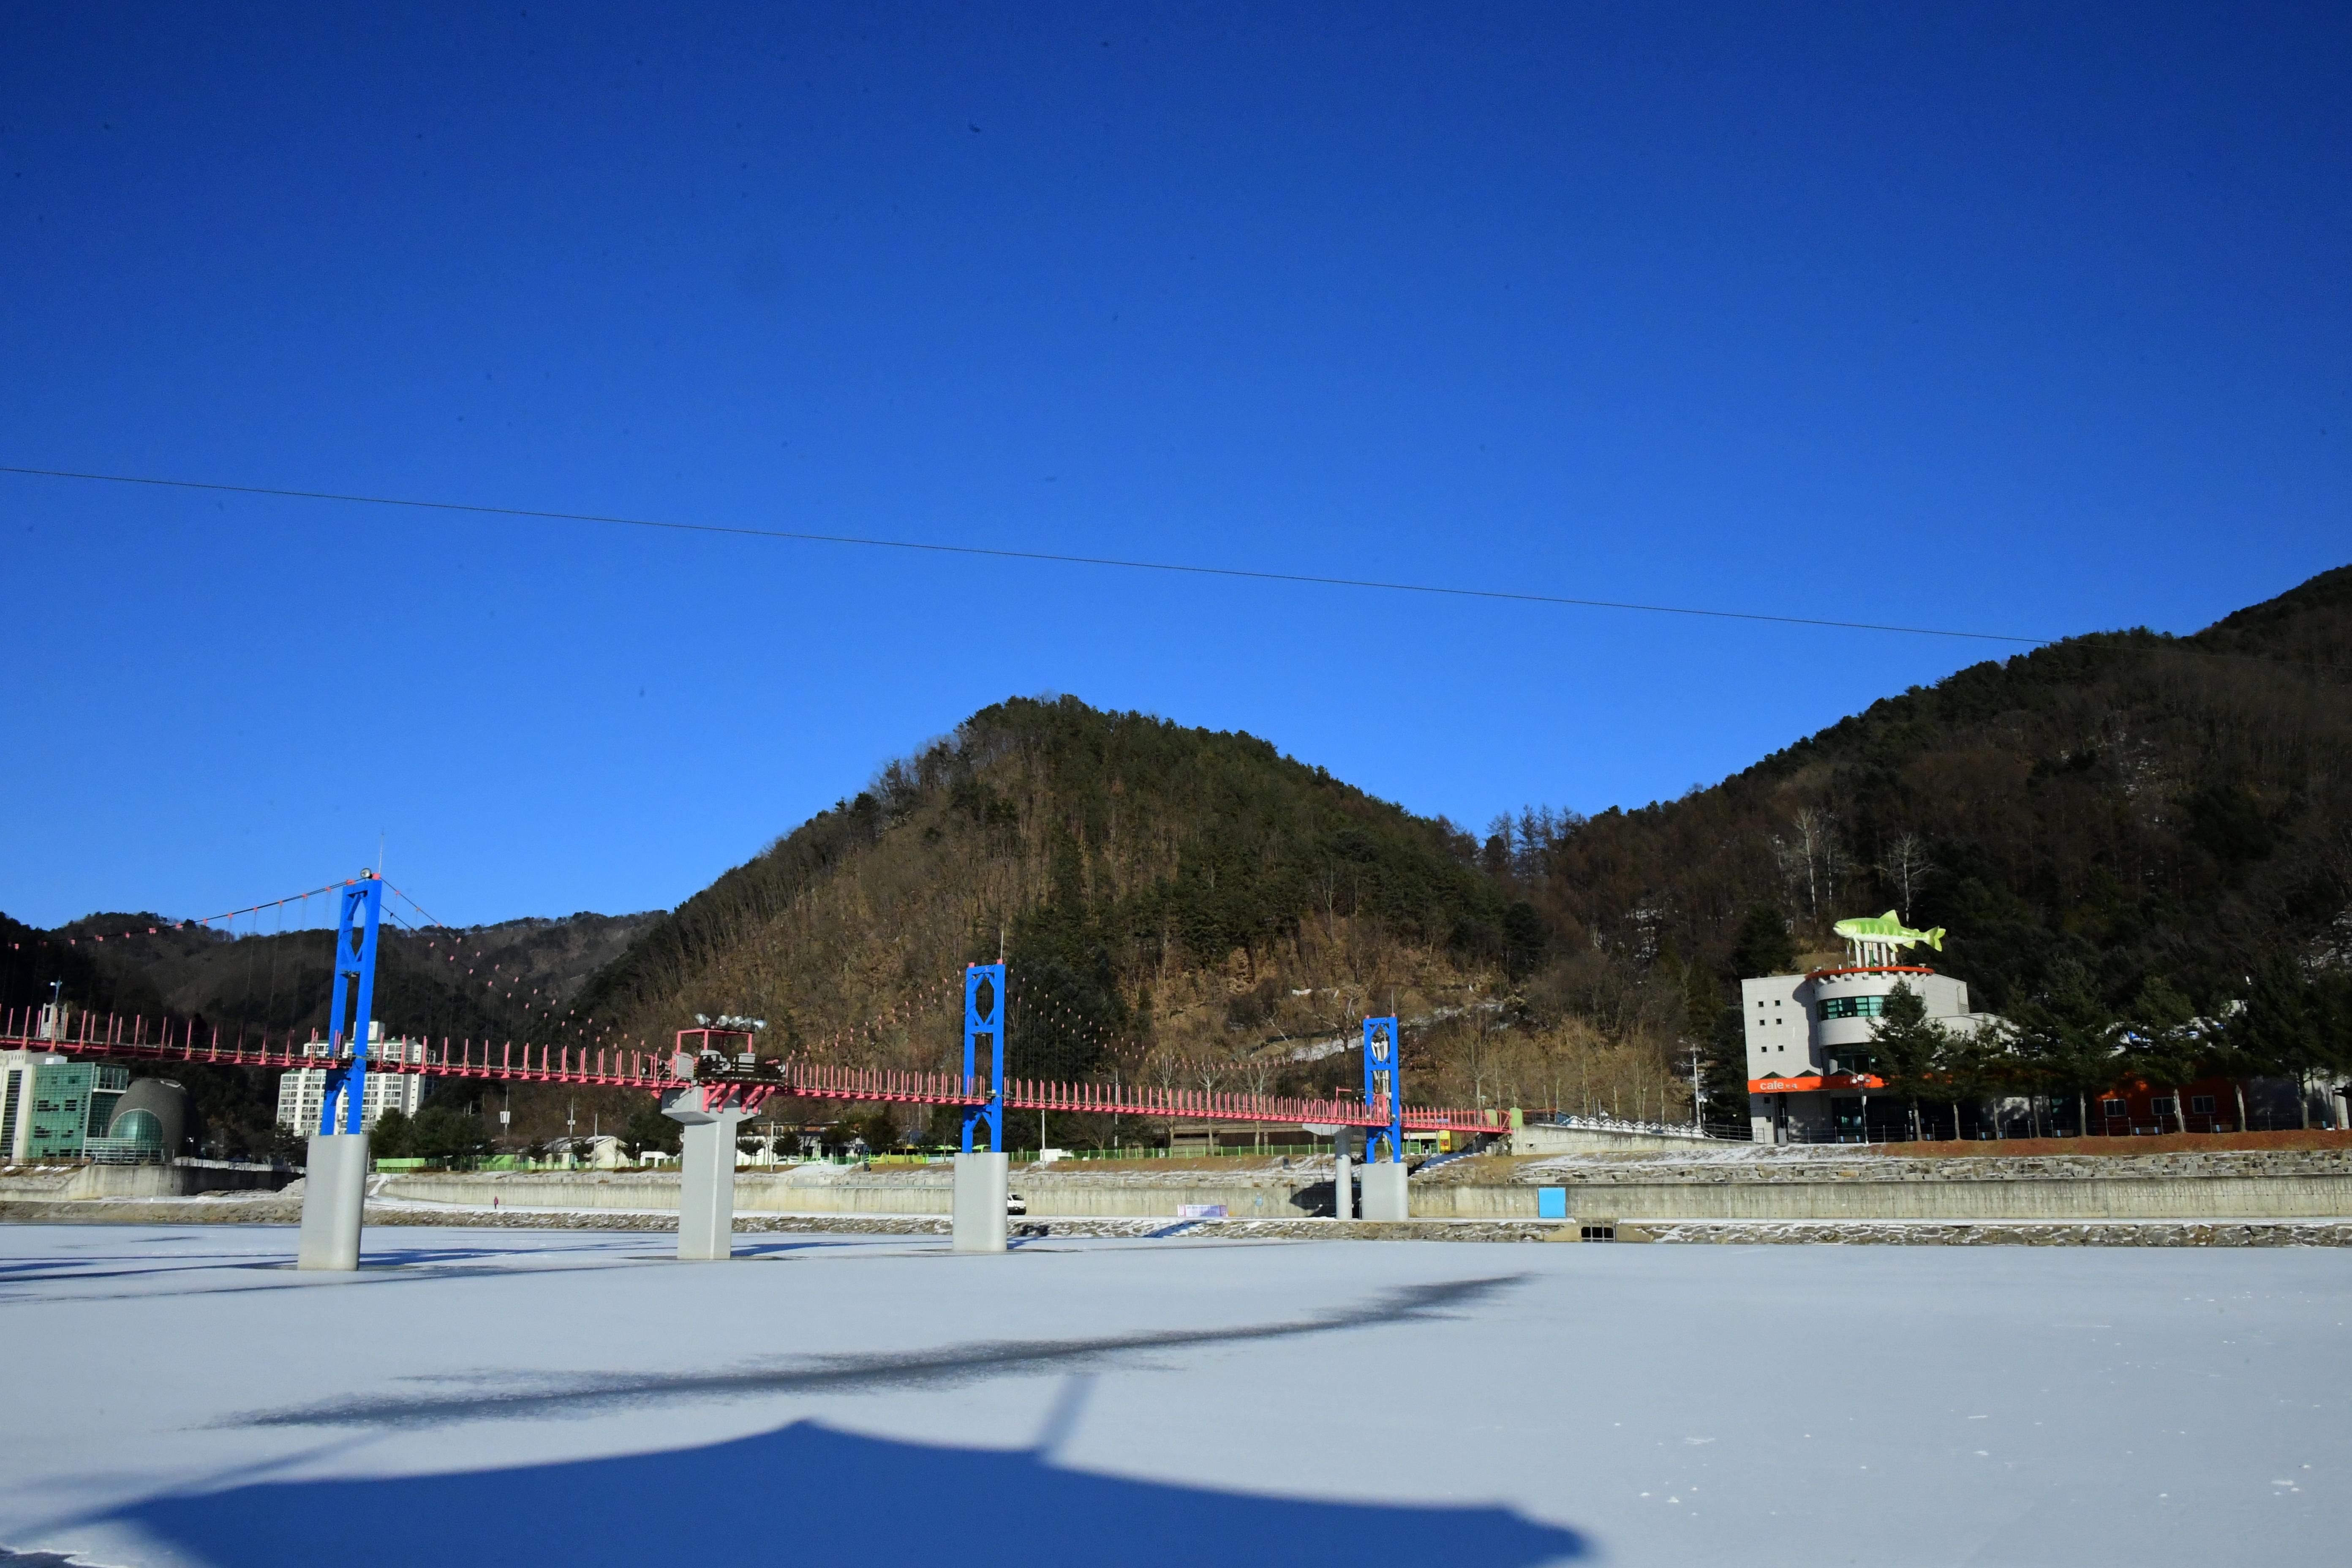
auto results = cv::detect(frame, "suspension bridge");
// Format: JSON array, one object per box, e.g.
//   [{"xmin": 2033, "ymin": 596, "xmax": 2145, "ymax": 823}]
[
  {"xmin": 10, "ymin": 873, "xmax": 1504, "ymax": 1263},
  {"xmin": 0, "ymin": 1000, "xmax": 1504, "ymax": 1136}
]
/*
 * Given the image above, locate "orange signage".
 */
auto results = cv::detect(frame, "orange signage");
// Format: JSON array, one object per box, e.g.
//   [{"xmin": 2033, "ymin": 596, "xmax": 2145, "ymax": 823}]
[{"xmin": 1748, "ymin": 1073, "xmax": 1885, "ymax": 1094}]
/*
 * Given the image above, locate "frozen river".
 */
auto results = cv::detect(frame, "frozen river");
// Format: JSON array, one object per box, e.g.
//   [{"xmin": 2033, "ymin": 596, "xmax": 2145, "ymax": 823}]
[{"xmin": 0, "ymin": 1224, "xmax": 2341, "ymax": 1566}]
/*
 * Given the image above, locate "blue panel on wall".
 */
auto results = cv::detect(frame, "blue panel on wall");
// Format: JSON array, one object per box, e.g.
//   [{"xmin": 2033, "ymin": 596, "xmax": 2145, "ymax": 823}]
[{"xmin": 1536, "ymin": 1187, "xmax": 1568, "ymax": 1220}]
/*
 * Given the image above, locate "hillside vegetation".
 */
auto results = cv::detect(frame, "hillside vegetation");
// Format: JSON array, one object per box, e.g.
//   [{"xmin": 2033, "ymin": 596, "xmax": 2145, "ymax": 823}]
[
  {"xmin": 578, "ymin": 568, "xmax": 2352, "ymax": 1143},
  {"xmin": 572, "ymin": 699, "xmax": 1533, "ymax": 1105},
  {"xmin": 13, "ymin": 567, "xmax": 2349, "ymax": 1151},
  {"xmin": 1496, "ymin": 565, "xmax": 2352, "ymax": 1124}
]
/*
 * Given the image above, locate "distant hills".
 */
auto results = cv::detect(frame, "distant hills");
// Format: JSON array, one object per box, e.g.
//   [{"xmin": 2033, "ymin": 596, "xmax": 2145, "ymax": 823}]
[
  {"xmin": 571, "ymin": 568, "xmax": 2349, "ymax": 1132},
  {"xmin": 1, "ymin": 909, "xmax": 660, "ymax": 1040},
  {"xmin": 8, "ymin": 565, "xmax": 2347, "ymax": 1147}
]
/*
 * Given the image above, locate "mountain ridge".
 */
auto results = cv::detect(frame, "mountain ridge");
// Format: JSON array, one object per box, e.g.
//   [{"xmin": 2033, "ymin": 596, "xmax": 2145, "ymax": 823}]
[{"xmin": 11, "ymin": 564, "xmax": 2347, "ymax": 1146}]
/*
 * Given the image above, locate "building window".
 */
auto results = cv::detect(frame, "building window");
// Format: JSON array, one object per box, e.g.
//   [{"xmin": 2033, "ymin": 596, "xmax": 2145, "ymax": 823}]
[
  {"xmin": 1827, "ymin": 1051, "xmax": 1875, "ymax": 1076},
  {"xmin": 2190, "ymin": 1095, "xmax": 2216, "ymax": 1115},
  {"xmin": 2101, "ymin": 1099, "xmax": 2126, "ymax": 1117},
  {"xmin": 2150, "ymin": 1097, "xmax": 2177, "ymax": 1117},
  {"xmin": 1818, "ymin": 995, "xmax": 1887, "ymax": 1021}
]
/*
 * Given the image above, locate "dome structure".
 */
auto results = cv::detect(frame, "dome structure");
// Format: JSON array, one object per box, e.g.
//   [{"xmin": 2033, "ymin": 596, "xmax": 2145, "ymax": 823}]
[{"xmin": 106, "ymin": 1078, "xmax": 197, "ymax": 1159}]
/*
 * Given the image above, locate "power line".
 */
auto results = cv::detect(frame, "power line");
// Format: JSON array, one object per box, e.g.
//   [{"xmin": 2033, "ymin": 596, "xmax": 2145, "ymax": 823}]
[{"xmin": 1, "ymin": 462, "xmax": 2049, "ymax": 645}]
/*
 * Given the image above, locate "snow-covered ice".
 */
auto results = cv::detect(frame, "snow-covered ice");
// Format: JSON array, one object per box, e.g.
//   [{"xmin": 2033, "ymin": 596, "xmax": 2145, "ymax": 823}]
[{"xmin": 0, "ymin": 1224, "xmax": 2342, "ymax": 1565}]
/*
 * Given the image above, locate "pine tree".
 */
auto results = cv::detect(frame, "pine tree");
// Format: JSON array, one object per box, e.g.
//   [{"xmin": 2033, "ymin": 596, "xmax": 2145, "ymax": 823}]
[
  {"xmin": 2124, "ymin": 977, "xmax": 2204, "ymax": 1134},
  {"xmin": 1728, "ymin": 904, "xmax": 1795, "ymax": 979},
  {"xmin": 2228, "ymin": 963, "xmax": 2325, "ymax": 1128},
  {"xmin": 2006, "ymin": 962, "xmax": 2116, "ymax": 1139},
  {"xmin": 1704, "ymin": 1004, "xmax": 1751, "ymax": 1137},
  {"xmin": 1869, "ymin": 982, "xmax": 1952, "ymax": 1141}
]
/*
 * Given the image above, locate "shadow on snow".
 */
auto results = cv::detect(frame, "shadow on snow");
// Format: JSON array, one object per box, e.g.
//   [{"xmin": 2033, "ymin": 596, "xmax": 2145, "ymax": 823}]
[
  {"xmin": 108, "ymin": 1420, "xmax": 1589, "ymax": 1567},
  {"xmin": 221, "ymin": 1277, "xmax": 1524, "ymax": 1430}
]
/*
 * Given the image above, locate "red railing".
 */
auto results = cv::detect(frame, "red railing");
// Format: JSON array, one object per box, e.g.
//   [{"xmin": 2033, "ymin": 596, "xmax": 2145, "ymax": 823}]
[{"xmin": 0, "ymin": 1007, "xmax": 1506, "ymax": 1134}]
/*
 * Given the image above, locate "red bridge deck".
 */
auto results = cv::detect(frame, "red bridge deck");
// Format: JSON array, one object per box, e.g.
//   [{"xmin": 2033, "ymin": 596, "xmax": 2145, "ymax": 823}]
[{"xmin": 0, "ymin": 1009, "xmax": 1506, "ymax": 1135}]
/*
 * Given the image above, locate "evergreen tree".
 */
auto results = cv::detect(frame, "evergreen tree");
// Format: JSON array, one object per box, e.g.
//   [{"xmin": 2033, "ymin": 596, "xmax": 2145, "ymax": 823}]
[
  {"xmin": 371, "ymin": 1107, "xmax": 414, "ymax": 1159},
  {"xmin": 2006, "ymin": 962, "xmax": 2116, "ymax": 1138},
  {"xmin": 411, "ymin": 1103, "xmax": 492, "ymax": 1165},
  {"xmin": 1674, "ymin": 961, "xmax": 1747, "ymax": 1137},
  {"xmin": 1703, "ymin": 1004, "xmax": 1751, "ymax": 1137},
  {"xmin": 2228, "ymin": 962, "xmax": 2328, "ymax": 1128},
  {"xmin": 1930, "ymin": 1017, "xmax": 2003, "ymax": 1142},
  {"xmin": 1502, "ymin": 901, "xmax": 1549, "ymax": 981},
  {"xmin": 1727, "ymin": 904, "xmax": 1795, "ymax": 979},
  {"xmin": 1869, "ymin": 982, "xmax": 1952, "ymax": 1141},
  {"xmin": 2123, "ymin": 977, "xmax": 2204, "ymax": 1135},
  {"xmin": 621, "ymin": 1101, "xmax": 680, "ymax": 1160}
]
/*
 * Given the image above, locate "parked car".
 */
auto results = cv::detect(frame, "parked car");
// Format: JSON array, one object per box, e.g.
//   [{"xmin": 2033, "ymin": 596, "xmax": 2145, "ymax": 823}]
[{"xmin": 1007, "ymin": 1193, "xmax": 1028, "ymax": 1216}]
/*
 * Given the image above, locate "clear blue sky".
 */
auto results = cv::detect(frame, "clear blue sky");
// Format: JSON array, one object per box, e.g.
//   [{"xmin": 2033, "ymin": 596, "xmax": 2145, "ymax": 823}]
[{"xmin": 4, "ymin": 3, "xmax": 2346, "ymax": 931}]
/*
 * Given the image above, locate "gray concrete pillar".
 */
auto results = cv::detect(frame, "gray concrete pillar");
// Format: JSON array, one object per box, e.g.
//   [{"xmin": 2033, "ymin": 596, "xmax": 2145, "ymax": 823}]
[
  {"xmin": 1358, "ymin": 1159, "xmax": 1408, "ymax": 1222},
  {"xmin": 297, "ymin": 1132, "xmax": 370, "ymax": 1271},
  {"xmin": 675, "ymin": 1114, "xmax": 746, "ymax": 1260},
  {"xmin": 1331, "ymin": 1126, "xmax": 1354, "ymax": 1220},
  {"xmin": 953, "ymin": 1151, "xmax": 1009, "ymax": 1253}
]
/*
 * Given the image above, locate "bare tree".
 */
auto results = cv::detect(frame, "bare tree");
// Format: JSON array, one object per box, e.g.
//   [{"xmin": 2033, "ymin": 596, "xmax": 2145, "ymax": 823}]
[
  {"xmin": 1879, "ymin": 832, "xmax": 1935, "ymax": 921},
  {"xmin": 1773, "ymin": 806, "xmax": 1850, "ymax": 923},
  {"xmin": 1229, "ymin": 1043, "xmax": 1277, "ymax": 1153}
]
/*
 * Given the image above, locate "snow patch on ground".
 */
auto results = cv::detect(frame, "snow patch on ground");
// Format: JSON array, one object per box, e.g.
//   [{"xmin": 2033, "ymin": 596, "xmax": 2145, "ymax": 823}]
[{"xmin": 0, "ymin": 1226, "xmax": 2342, "ymax": 1566}]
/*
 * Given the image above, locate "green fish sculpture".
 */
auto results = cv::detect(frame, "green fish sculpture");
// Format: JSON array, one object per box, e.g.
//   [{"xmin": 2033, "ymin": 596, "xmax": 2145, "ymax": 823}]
[{"xmin": 1832, "ymin": 911, "xmax": 1944, "ymax": 952}]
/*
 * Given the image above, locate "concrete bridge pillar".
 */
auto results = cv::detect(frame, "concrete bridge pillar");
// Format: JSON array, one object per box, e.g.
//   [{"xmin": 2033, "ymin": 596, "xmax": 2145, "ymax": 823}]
[
  {"xmin": 297, "ymin": 1132, "xmax": 369, "ymax": 1270},
  {"xmin": 674, "ymin": 1112, "xmax": 748, "ymax": 1260},
  {"xmin": 953, "ymin": 1151, "xmax": 1008, "ymax": 1252},
  {"xmin": 1359, "ymin": 1160, "xmax": 1408, "ymax": 1222},
  {"xmin": 664, "ymin": 1088, "xmax": 748, "ymax": 1262}
]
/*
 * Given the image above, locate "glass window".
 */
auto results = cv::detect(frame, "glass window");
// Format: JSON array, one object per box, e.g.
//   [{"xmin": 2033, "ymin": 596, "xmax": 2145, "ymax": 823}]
[
  {"xmin": 2150, "ymin": 1097, "xmax": 2177, "ymax": 1116},
  {"xmin": 2102, "ymin": 1099, "xmax": 2126, "ymax": 1116},
  {"xmin": 113, "ymin": 1110, "xmax": 163, "ymax": 1149},
  {"xmin": 2190, "ymin": 1095, "xmax": 2216, "ymax": 1115}
]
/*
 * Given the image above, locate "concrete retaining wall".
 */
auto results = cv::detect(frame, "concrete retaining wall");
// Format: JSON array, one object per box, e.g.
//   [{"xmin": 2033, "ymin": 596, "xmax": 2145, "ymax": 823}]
[
  {"xmin": 380, "ymin": 1167, "xmax": 1333, "ymax": 1220},
  {"xmin": 370, "ymin": 1149, "xmax": 2352, "ymax": 1225},
  {"xmin": 58, "ymin": 1162, "xmax": 292, "ymax": 1200},
  {"xmin": 1507, "ymin": 1124, "xmax": 1717, "ymax": 1156},
  {"xmin": 1412, "ymin": 1173, "xmax": 2352, "ymax": 1222}
]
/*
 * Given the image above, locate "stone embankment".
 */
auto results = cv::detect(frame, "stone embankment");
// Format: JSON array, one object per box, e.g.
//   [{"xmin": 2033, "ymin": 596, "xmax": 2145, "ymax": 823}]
[
  {"xmin": 377, "ymin": 1160, "xmax": 1340, "ymax": 1221},
  {"xmin": 5, "ymin": 1140, "xmax": 2349, "ymax": 1244},
  {"xmin": 374, "ymin": 1143, "xmax": 2352, "ymax": 1227},
  {"xmin": 1418, "ymin": 1144, "xmax": 2352, "ymax": 1225}
]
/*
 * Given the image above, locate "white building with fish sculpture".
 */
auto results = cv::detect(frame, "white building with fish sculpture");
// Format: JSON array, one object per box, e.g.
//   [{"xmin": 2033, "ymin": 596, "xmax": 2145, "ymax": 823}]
[{"xmin": 1744, "ymin": 912, "xmax": 2002, "ymax": 1143}]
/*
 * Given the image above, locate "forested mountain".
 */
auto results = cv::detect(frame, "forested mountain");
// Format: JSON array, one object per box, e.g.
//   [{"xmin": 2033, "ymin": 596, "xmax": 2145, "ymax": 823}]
[
  {"xmin": 572, "ymin": 567, "xmax": 2352, "ymax": 1140},
  {"xmin": 1518, "ymin": 566, "xmax": 2352, "ymax": 1000},
  {"xmin": 1497, "ymin": 564, "xmax": 2352, "ymax": 1124},
  {"xmin": 571, "ymin": 698, "xmax": 1528, "ymax": 1108},
  {"xmin": 11, "ymin": 566, "xmax": 2347, "ymax": 1150}
]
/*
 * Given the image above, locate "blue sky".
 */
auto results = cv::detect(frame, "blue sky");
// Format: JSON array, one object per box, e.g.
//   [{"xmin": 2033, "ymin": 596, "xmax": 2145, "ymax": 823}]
[{"xmin": 4, "ymin": 2, "xmax": 2346, "ymax": 931}]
